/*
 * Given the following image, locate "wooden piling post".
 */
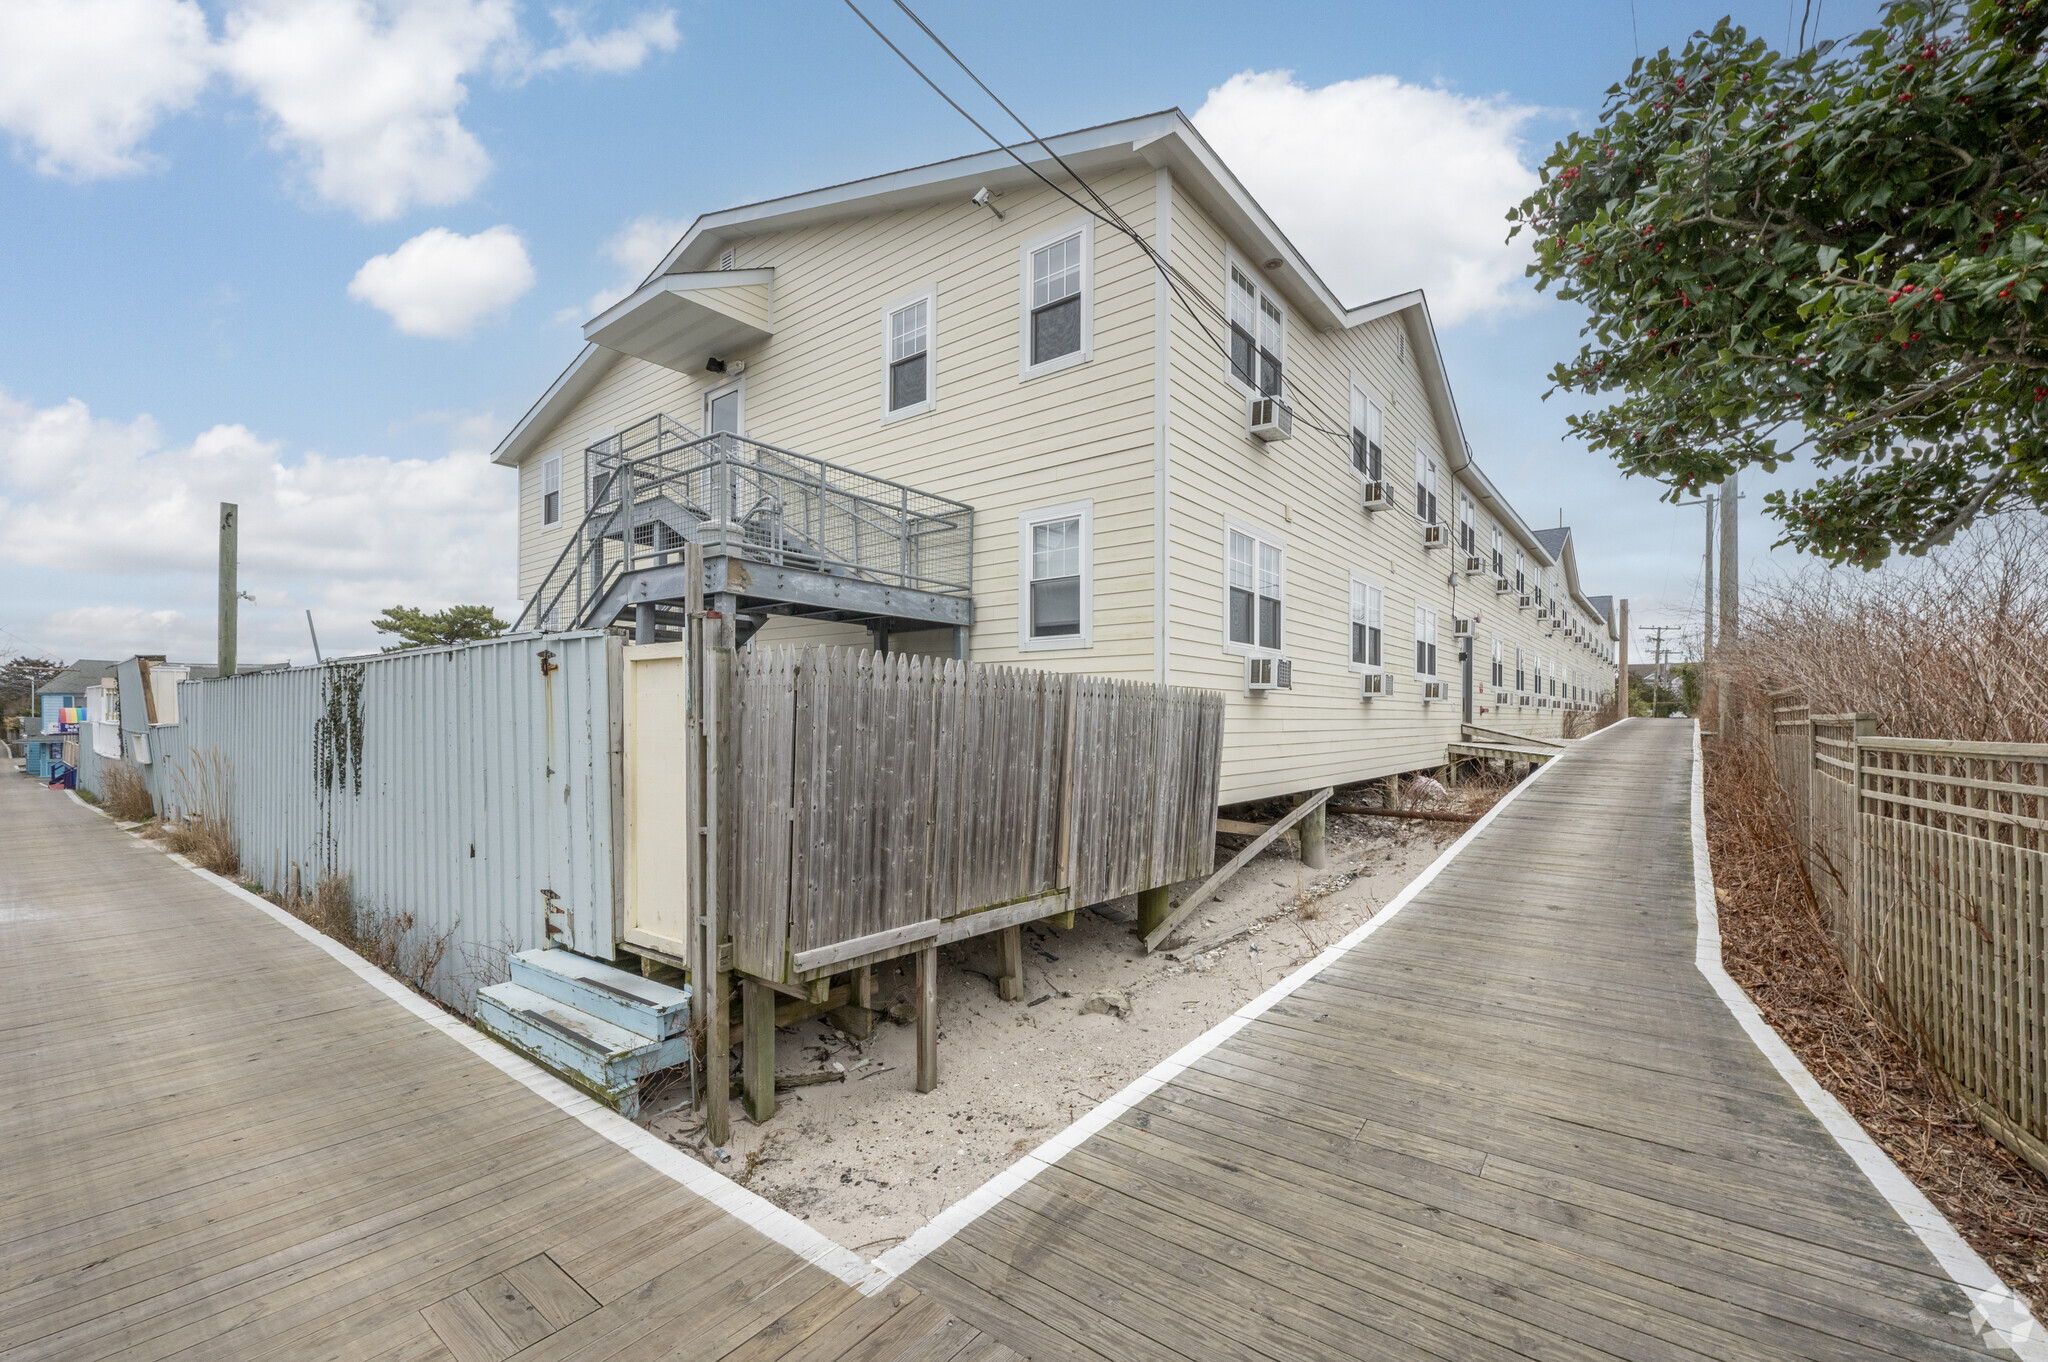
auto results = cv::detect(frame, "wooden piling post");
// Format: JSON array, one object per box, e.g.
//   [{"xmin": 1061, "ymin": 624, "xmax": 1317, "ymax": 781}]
[
  {"xmin": 742, "ymin": 977, "xmax": 776, "ymax": 1124},
  {"xmin": 1385, "ymin": 773, "xmax": 1402, "ymax": 810},
  {"xmin": 997, "ymin": 925, "xmax": 1025, "ymax": 1001},
  {"xmin": 1298, "ymin": 797, "xmax": 1328, "ymax": 871},
  {"xmin": 829, "ymin": 963, "xmax": 877, "ymax": 1038},
  {"xmin": 1136, "ymin": 885, "xmax": 1171, "ymax": 939},
  {"xmin": 915, "ymin": 944, "xmax": 938, "ymax": 1093}
]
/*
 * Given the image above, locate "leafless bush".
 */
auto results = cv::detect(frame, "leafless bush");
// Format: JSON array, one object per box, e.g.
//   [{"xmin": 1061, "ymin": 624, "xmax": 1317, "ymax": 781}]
[
  {"xmin": 1725, "ymin": 515, "xmax": 2048, "ymax": 742},
  {"xmin": 101, "ymin": 762, "xmax": 154, "ymax": 822},
  {"xmin": 161, "ymin": 747, "xmax": 239, "ymax": 876},
  {"xmin": 1561, "ymin": 707, "xmax": 1594, "ymax": 739},
  {"xmin": 278, "ymin": 869, "xmax": 456, "ymax": 997}
]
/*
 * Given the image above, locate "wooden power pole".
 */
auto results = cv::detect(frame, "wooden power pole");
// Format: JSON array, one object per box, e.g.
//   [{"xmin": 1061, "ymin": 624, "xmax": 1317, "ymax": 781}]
[{"xmin": 218, "ymin": 503, "xmax": 239, "ymax": 678}]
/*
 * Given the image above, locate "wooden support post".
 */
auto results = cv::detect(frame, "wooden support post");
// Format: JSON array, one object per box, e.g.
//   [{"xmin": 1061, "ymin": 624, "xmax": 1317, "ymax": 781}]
[
  {"xmin": 217, "ymin": 502, "xmax": 239, "ymax": 678},
  {"xmin": 1298, "ymin": 797, "xmax": 1328, "ymax": 871},
  {"xmin": 1385, "ymin": 772, "xmax": 1401, "ymax": 810},
  {"xmin": 706, "ymin": 966, "xmax": 731, "ymax": 1144},
  {"xmin": 742, "ymin": 977, "xmax": 776, "ymax": 1124},
  {"xmin": 1136, "ymin": 885, "xmax": 1171, "ymax": 939},
  {"xmin": 915, "ymin": 944, "xmax": 938, "ymax": 1094},
  {"xmin": 830, "ymin": 964, "xmax": 876, "ymax": 1038},
  {"xmin": 807, "ymin": 975, "xmax": 832, "ymax": 1005},
  {"xmin": 997, "ymin": 925, "xmax": 1024, "ymax": 1001}
]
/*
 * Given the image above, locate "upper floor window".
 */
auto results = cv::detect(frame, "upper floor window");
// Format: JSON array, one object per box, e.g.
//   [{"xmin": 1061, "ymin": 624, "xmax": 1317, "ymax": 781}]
[
  {"xmin": 1021, "ymin": 222, "xmax": 1090, "ymax": 377},
  {"xmin": 1413, "ymin": 603, "xmax": 1439, "ymax": 677},
  {"xmin": 541, "ymin": 455, "xmax": 562, "ymax": 526},
  {"xmin": 1491, "ymin": 527, "xmax": 1505, "ymax": 576},
  {"xmin": 1350, "ymin": 384, "xmax": 1383, "ymax": 484},
  {"xmin": 1414, "ymin": 445, "xmax": 1439, "ymax": 524},
  {"xmin": 1491, "ymin": 635, "xmax": 1505, "ymax": 689},
  {"xmin": 1458, "ymin": 497, "xmax": 1476, "ymax": 554},
  {"xmin": 885, "ymin": 293, "xmax": 933, "ymax": 419},
  {"xmin": 1228, "ymin": 265, "xmax": 1283, "ymax": 396},
  {"xmin": 1349, "ymin": 575, "xmax": 1383, "ymax": 670},
  {"xmin": 1515, "ymin": 550, "xmax": 1527, "ymax": 593},
  {"xmin": 1019, "ymin": 500, "xmax": 1092, "ymax": 649},
  {"xmin": 1226, "ymin": 523, "xmax": 1284, "ymax": 654}
]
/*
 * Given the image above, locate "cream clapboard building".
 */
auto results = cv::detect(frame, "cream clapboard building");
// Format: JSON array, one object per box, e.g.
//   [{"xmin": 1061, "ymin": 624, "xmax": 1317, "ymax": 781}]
[{"xmin": 492, "ymin": 111, "xmax": 1619, "ymax": 806}]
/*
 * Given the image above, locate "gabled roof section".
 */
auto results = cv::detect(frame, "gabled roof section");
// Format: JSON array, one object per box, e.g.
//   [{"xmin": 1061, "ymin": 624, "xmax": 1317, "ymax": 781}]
[
  {"xmin": 1531, "ymin": 527, "xmax": 1570, "ymax": 561},
  {"xmin": 37, "ymin": 660, "xmax": 119, "ymax": 697}
]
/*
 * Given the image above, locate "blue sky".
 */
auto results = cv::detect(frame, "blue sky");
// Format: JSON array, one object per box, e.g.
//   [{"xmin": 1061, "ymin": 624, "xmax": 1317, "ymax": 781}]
[{"xmin": 0, "ymin": 0, "xmax": 1880, "ymax": 664}]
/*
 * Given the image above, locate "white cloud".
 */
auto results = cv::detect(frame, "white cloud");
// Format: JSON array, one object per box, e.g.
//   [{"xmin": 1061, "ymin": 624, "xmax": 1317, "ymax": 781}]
[
  {"xmin": 508, "ymin": 6, "xmax": 680, "ymax": 80},
  {"xmin": 557, "ymin": 212, "xmax": 689, "ymax": 323},
  {"xmin": 349, "ymin": 225, "xmax": 535, "ymax": 338},
  {"xmin": 0, "ymin": 0, "xmax": 212, "ymax": 179},
  {"xmin": 0, "ymin": 388, "xmax": 514, "ymax": 661},
  {"xmin": 1193, "ymin": 70, "xmax": 1541, "ymax": 325}
]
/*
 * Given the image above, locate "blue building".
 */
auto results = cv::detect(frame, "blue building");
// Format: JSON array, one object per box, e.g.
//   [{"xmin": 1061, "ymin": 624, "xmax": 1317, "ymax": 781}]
[{"xmin": 20, "ymin": 660, "xmax": 114, "ymax": 781}]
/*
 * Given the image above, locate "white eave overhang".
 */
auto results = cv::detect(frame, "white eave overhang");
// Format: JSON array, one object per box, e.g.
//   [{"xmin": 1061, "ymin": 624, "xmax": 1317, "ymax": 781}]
[{"xmin": 582, "ymin": 269, "xmax": 774, "ymax": 375}]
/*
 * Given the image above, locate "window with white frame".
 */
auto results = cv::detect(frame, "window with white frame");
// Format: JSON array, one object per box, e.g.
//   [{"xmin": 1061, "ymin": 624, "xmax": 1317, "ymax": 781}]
[
  {"xmin": 1227, "ymin": 264, "xmax": 1284, "ymax": 395},
  {"xmin": 1491, "ymin": 527, "xmax": 1505, "ymax": 576},
  {"xmin": 1350, "ymin": 384, "xmax": 1384, "ymax": 484},
  {"xmin": 1490, "ymin": 635, "xmax": 1504, "ymax": 689},
  {"xmin": 884, "ymin": 293, "xmax": 932, "ymax": 418},
  {"xmin": 541, "ymin": 455, "xmax": 562, "ymax": 526},
  {"xmin": 1349, "ymin": 575, "xmax": 1383, "ymax": 670},
  {"xmin": 1458, "ymin": 496, "xmax": 1476, "ymax": 555},
  {"xmin": 1515, "ymin": 644, "xmax": 1526, "ymax": 692},
  {"xmin": 1023, "ymin": 224, "xmax": 1089, "ymax": 374},
  {"xmin": 1225, "ymin": 524, "xmax": 1284, "ymax": 653},
  {"xmin": 1019, "ymin": 501, "xmax": 1091, "ymax": 648},
  {"xmin": 1414, "ymin": 444, "xmax": 1439, "ymax": 523},
  {"xmin": 1514, "ymin": 549, "xmax": 1526, "ymax": 593},
  {"xmin": 1412, "ymin": 602, "xmax": 1438, "ymax": 677}
]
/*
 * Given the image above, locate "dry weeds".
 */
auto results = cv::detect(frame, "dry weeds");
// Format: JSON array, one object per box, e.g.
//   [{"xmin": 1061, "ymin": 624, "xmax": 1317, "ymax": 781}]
[
  {"xmin": 273, "ymin": 870, "xmax": 456, "ymax": 999},
  {"xmin": 100, "ymin": 762, "xmax": 154, "ymax": 822},
  {"xmin": 161, "ymin": 747, "xmax": 239, "ymax": 876}
]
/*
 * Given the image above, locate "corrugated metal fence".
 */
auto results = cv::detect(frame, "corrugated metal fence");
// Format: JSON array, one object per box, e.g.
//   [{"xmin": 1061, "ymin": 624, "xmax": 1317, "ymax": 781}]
[{"xmin": 76, "ymin": 632, "xmax": 619, "ymax": 1010}]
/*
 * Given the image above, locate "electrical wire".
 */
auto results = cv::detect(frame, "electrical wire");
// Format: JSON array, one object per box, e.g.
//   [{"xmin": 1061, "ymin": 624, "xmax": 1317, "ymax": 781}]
[{"xmin": 845, "ymin": 0, "xmax": 1363, "ymax": 449}]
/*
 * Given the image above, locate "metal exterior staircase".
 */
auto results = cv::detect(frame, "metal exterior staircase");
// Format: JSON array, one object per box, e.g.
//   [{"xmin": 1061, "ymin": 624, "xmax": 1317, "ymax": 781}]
[{"xmin": 475, "ymin": 948, "xmax": 692, "ymax": 1118}]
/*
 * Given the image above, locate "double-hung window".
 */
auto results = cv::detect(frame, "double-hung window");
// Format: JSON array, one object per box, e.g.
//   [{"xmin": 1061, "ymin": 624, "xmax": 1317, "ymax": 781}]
[
  {"xmin": 1228, "ymin": 264, "xmax": 1284, "ymax": 396},
  {"xmin": 1515, "ymin": 645, "xmax": 1527, "ymax": 692},
  {"xmin": 1514, "ymin": 550, "xmax": 1527, "ymax": 594},
  {"xmin": 885, "ymin": 294, "xmax": 932, "ymax": 418},
  {"xmin": 1349, "ymin": 575, "xmax": 1383, "ymax": 670},
  {"xmin": 1412, "ymin": 603, "xmax": 1438, "ymax": 677},
  {"xmin": 1022, "ymin": 223, "xmax": 1090, "ymax": 376},
  {"xmin": 1490, "ymin": 635, "xmax": 1505, "ymax": 689},
  {"xmin": 1491, "ymin": 527, "xmax": 1505, "ymax": 577},
  {"xmin": 541, "ymin": 455, "xmax": 562, "ymax": 526},
  {"xmin": 1350, "ymin": 385, "xmax": 1383, "ymax": 484},
  {"xmin": 1414, "ymin": 445, "xmax": 1439, "ymax": 524},
  {"xmin": 1458, "ymin": 498, "xmax": 1476, "ymax": 555},
  {"xmin": 1225, "ymin": 523, "xmax": 1284, "ymax": 654},
  {"xmin": 1019, "ymin": 501, "xmax": 1091, "ymax": 648}
]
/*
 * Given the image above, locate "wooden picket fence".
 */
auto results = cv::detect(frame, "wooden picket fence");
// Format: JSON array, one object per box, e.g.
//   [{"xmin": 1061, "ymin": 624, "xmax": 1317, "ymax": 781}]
[
  {"xmin": 728, "ymin": 646, "xmax": 1225, "ymax": 984},
  {"xmin": 1767, "ymin": 690, "xmax": 2048, "ymax": 1173}
]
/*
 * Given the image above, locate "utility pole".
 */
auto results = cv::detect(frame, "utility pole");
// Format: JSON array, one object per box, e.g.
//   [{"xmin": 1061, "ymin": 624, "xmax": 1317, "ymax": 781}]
[
  {"xmin": 1645, "ymin": 624, "xmax": 1675, "ymax": 717},
  {"xmin": 1718, "ymin": 471, "xmax": 1740, "ymax": 732},
  {"xmin": 1676, "ymin": 493, "xmax": 1717, "ymax": 722},
  {"xmin": 1616, "ymin": 598, "xmax": 1630, "ymax": 717},
  {"xmin": 218, "ymin": 503, "xmax": 239, "ymax": 679}
]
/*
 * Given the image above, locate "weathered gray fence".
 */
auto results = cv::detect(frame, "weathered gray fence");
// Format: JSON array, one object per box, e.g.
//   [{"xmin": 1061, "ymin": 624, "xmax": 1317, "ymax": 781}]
[
  {"xmin": 75, "ymin": 632, "xmax": 620, "ymax": 1009},
  {"xmin": 1766, "ymin": 691, "xmax": 2048, "ymax": 1175},
  {"xmin": 727, "ymin": 646, "xmax": 1225, "ymax": 983}
]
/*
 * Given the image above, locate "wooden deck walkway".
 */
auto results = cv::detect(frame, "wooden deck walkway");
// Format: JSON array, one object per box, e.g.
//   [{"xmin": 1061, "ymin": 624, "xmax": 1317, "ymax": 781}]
[
  {"xmin": 2, "ymin": 720, "xmax": 2029, "ymax": 1361},
  {"xmin": 898, "ymin": 720, "xmax": 2028, "ymax": 1361},
  {"xmin": 0, "ymin": 775, "xmax": 1013, "ymax": 1362}
]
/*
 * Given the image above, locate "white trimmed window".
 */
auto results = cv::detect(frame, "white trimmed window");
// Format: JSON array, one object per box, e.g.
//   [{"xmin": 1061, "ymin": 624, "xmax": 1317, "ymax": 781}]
[
  {"xmin": 1414, "ymin": 444, "xmax": 1439, "ymax": 524},
  {"xmin": 1021, "ymin": 222, "xmax": 1091, "ymax": 377},
  {"xmin": 1490, "ymin": 635, "xmax": 1505, "ymax": 689},
  {"xmin": 1412, "ymin": 602, "xmax": 1439, "ymax": 677},
  {"xmin": 541, "ymin": 455, "xmax": 562, "ymax": 526},
  {"xmin": 1348, "ymin": 575, "xmax": 1383, "ymax": 670},
  {"xmin": 1019, "ymin": 501, "xmax": 1091, "ymax": 649},
  {"xmin": 1515, "ymin": 645, "xmax": 1527, "ymax": 692},
  {"xmin": 1514, "ymin": 549, "xmax": 1527, "ymax": 594},
  {"xmin": 1225, "ymin": 522, "xmax": 1285, "ymax": 654},
  {"xmin": 883, "ymin": 291, "xmax": 934, "ymax": 420},
  {"xmin": 1228, "ymin": 263, "xmax": 1285, "ymax": 396},
  {"xmin": 1349, "ymin": 383, "xmax": 1384, "ymax": 484},
  {"xmin": 1491, "ymin": 527, "xmax": 1505, "ymax": 577},
  {"xmin": 1458, "ymin": 497, "xmax": 1476, "ymax": 555}
]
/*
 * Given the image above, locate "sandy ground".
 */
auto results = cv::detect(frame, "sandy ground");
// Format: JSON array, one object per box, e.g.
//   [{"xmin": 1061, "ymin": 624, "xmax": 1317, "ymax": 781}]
[{"xmin": 640, "ymin": 811, "xmax": 1459, "ymax": 1256}]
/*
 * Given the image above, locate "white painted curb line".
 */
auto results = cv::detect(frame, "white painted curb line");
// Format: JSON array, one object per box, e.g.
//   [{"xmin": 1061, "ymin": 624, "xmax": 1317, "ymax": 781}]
[
  {"xmin": 65, "ymin": 790, "xmax": 880, "ymax": 1291},
  {"xmin": 868, "ymin": 722, "xmax": 1622, "ymax": 1289},
  {"xmin": 1684, "ymin": 723, "xmax": 2046, "ymax": 1360}
]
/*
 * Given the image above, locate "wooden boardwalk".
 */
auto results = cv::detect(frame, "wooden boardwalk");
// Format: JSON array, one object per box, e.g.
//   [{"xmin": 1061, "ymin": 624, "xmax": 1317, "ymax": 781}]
[
  {"xmin": 1, "ymin": 720, "xmax": 2025, "ymax": 1361},
  {"xmin": 900, "ymin": 720, "xmax": 2022, "ymax": 1361},
  {"xmin": 0, "ymin": 775, "xmax": 1013, "ymax": 1362}
]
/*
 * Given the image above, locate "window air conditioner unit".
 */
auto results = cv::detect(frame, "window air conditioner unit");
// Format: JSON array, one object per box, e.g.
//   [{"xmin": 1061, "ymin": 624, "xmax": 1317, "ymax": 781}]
[
  {"xmin": 1518, "ymin": 594, "xmax": 1533, "ymax": 610},
  {"xmin": 1464, "ymin": 554, "xmax": 1485, "ymax": 576},
  {"xmin": 1518, "ymin": 693, "xmax": 1530, "ymax": 706},
  {"xmin": 1453, "ymin": 616, "xmax": 1474, "ymax": 638},
  {"xmin": 1360, "ymin": 671, "xmax": 1392, "ymax": 700},
  {"xmin": 1421, "ymin": 523, "xmax": 1444, "ymax": 550},
  {"xmin": 1247, "ymin": 396, "xmax": 1294, "ymax": 442},
  {"xmin": 1244, "ymin": 655, "xmax": 1292, "ymax": 693},
  {"xmin": 1421, "ymin": 679, "xmax": 1447, "ymax": 702},
  {"xmin": 1358, "ymin": 479, "xmax": 1388, "ymax": 513},
  {"xmin": 1494, "ymin": 576, "xmax": 1512, "ymax": 595}
]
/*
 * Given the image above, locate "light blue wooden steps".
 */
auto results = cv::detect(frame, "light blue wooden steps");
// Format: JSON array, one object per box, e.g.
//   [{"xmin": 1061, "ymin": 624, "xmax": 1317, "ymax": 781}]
[{"xmin": 475, "ymin": 949, "xmax": 692, "ymax": 1119}]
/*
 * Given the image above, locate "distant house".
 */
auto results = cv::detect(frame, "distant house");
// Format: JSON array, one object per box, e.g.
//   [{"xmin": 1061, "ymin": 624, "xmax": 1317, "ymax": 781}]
[
  {"xmin": 21, "ymin": 660, "xmax": 115, "ymax": 781},
  {"xmin": 493, "ymin": 110, "xmax": 1622, "ymax": 805}
]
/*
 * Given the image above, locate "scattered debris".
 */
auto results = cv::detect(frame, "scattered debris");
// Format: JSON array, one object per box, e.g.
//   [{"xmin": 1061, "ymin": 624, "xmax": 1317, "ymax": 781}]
[{"xmin": 1080, "ymin": 986, "xmax": 1131, "ymax": 1018}]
